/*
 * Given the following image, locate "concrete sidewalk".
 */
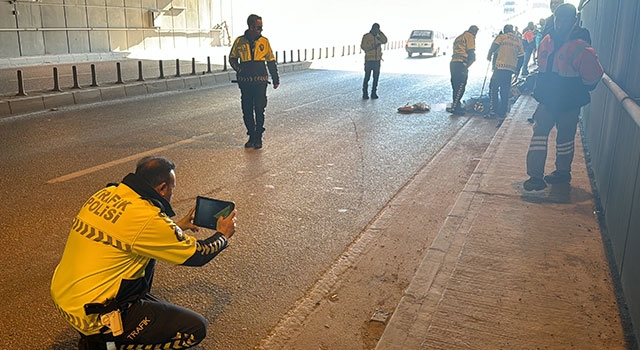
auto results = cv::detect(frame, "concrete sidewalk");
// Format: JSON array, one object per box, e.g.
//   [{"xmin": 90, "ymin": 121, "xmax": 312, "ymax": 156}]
[{"xmin": 376, "ymin": 95, "xmax": 632, "ymax": 349}]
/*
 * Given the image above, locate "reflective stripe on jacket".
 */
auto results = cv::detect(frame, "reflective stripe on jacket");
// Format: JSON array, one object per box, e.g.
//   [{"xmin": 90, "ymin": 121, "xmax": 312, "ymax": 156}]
[
  {"xmin": 229, "ymin": 33, "xmax": 279, "ymax": 84},
  {"xmin": 490, "ymin": 32, "xmax": 524, "ymax": 73},
  {"xmin": 533, "ymin": 29, "xmax": 603, "ymax": 112}
]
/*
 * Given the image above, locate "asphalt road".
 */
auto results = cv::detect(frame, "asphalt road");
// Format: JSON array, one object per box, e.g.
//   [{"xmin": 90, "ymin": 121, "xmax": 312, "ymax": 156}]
[{"xmin": 0, "ymin": 49, "xmax": 493, "ymax": 349}]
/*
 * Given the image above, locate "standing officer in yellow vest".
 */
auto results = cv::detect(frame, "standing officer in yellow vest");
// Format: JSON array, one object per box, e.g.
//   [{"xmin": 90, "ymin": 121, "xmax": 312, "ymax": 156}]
[
  {"xmin": 486, "ymin": 24, "xmax": 524, "ymax": 120},
  {"xmin": 229, "ymin": 14, "xmax": 280, "ymax": 149},
  {"xmin": 447, "ymin": 25, "xmax": 479, "ymax": 115}
]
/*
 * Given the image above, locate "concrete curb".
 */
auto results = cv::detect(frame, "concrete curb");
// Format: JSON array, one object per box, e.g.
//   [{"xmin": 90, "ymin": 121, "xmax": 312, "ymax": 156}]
[{"xmin": 375, "ymin": 96, "xmax": 528, "ymax": 349}]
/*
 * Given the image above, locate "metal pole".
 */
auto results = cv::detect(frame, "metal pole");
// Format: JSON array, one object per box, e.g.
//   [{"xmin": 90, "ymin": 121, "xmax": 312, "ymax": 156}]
[
  {"xmin": 207, "ymin": 56, "xmax": 212, "ymax": 73},
  {"xmin": 115, "ymin": 62, "xmax": 124, "ymax": 84},
  {"xmin": 191, "ymin": 58, "xmax": 196, "ymax": 75},
  {"xmin": 52, "ymin": 67, "xmax": 62, "ymax": 92},
  {"xmin": 16, "ymin": 70, "xmax": 26, "ymax": 96},
  {"xmin": 90, "ymin": 64, "xmax": 99, "ymax": 87},
  {"xmin": 137, "ymin": 61, "xmax": 144, "ymax": 81},
  {"xmin": 72, "ymin": 66, "xmax": 81, "ymax": 89},
  {"xmin": 175, "ymin": 59, "xmax": 181, "ymax": 77},
  {"xmin": 223, "ymin": 55, "xmax": 228, "ymax": 71},
  {"xmin": 159, "ymin": 60, "xmax": 165, "ymax": 79}
]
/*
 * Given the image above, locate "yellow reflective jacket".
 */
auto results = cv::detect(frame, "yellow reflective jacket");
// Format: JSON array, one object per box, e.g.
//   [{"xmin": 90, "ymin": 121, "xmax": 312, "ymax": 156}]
[
  {"xmin": 229, "ymin": 32, "xmax": 279, "ymax": 84},
  {"xmin": 451, "ymin": 31, "xmax": 476, "ymax": 66},
  {"xmin": 489, "ymin": 32, "xmax": 524, "ymax": 73},
  {"xmin": 50, "ymin": 174, "xmax": 228, "ymax": 335}
]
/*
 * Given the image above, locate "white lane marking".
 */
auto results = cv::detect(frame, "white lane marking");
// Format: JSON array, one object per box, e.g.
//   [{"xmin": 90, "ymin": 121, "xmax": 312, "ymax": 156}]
[
  {"xmin": 282, "ymin": 94, "xmax": 341, "ymax": 112},
  {"xmin": 46, "ymin": 132, "xmax": 214, "ymax": 184}
]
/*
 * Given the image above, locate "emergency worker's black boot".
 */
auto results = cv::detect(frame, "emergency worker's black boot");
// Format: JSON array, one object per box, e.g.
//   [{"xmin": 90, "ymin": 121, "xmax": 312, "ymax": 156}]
[
  {"xmin": 371, "ymin": 90, "xmax": 379, "ymax": 99},
  {"xmin": 544, "ymin": 170, "xmax": 571, "ymax": 184}
]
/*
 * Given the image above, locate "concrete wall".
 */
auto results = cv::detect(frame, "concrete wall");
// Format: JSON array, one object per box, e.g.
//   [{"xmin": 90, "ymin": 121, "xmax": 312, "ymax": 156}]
[
  {"xmin": 579, "ymin": 0, "xmax": 640, "ymax": 344},
  {"xmin": 0, "ymin": 0, "xmax": 229, "ymax": 59}
]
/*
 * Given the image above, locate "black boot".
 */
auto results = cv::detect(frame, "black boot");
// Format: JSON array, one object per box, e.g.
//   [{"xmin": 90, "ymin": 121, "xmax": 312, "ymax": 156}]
[
  {"xmin": 371, "ymin": 90, "xmax": 379, "ymax": 99},
  {"xmin": 244, "ymin": 134, "xmax": 255, "ymax": 148},
  {"xmin": 253, "ymin": 134, "xmax": 263, "ymax": 149}
]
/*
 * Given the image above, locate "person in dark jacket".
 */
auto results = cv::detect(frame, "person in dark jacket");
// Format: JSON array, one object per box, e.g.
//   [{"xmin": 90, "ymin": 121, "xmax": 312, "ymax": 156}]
[
  {"xmin": 523, "ymin": 4, "xmax": 603, "ymax": 191},
  {"xmin": 229, "ymin": 14, "xmax": 280, "ymax": 149},
  {"xmin": 360, "ymin": 23, "xmax": 388, "ymax": 99}
]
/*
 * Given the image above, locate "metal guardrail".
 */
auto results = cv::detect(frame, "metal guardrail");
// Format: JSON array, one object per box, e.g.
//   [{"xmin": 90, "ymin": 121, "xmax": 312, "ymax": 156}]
[
  {"xmin": 5, "ymin": 40, "xmax": 404, "ymax": 97},
  {"xmin": 601, "ymin": 73, "xmax": 640, "ymax": 127}
]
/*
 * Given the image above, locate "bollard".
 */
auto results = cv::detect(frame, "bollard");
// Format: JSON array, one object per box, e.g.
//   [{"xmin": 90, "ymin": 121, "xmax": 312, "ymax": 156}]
[
  {"xmin": 223, "ymin": 55, "xmax": 228, "ymax": 71},
  {"xmin": 298, "ymin": 49, "xmax": 301, "ymax": 62},
  {"xmin": 348, "ymin": 45, "xmax": 351, "ymax": 55},
  {"xmin": 311, "ymin": 49, "xmax": 314, "ymax": 60},
  {"xmin": 175, "ymin": 59, "xmax": 181, "ymax": 77},
  {"xmin": 283, "ymin": 51, "xmax": 287, "ymax": 64},
  {"xmin": 52, "ymin": 67, "xmax": 62, "ymax": 92},
  {"xmin": 115, "ymin": 62, "xmax": 124, "ymax": 84},
  {"xmin": 16, "ymin": 70, "xmax": 27, "ymax": 96},
  {"xmin": 290, "ymin": 50, "xmax": 294, "ymax": 63},
  {"xmin": 207, "ymin": 56, "xmax": 212, "ymax": 73},
  {"xmin": 137, "ymin": 61, "xmax": 144, "ymax": 81},
  {"xmin": 325, "ymin": 47, "xmax": 328, "ymax": 59},
  {"xmin": 275, "ymin": 52, "xmax": 279, "ymax": 64},
  {"xmin": 90, "ymin": 64, "xmax": 99, "ymax": 87},
  {"xmin": 191, "ymin": 58, "xmax": 196, "ymax": 75},
  {"xmin": 72, "ymin": 66, "xmax": 81, "ymax": 89},
  {"xmin": 332, "ymin": 47, "xmax": 335, "ymax": 58},
  {"xmin": 304, "ymin": 49, "xmax": 307, "ymax": 61},
  {"xmin": 159, "ymin": 60, "xmax": 165, "ymax": 79}
]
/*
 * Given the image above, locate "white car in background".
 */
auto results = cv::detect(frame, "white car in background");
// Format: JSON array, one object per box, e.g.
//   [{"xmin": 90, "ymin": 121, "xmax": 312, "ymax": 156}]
[{"xmin": 405, "ymin": 29, "xmax": 450, "ymax": 58}]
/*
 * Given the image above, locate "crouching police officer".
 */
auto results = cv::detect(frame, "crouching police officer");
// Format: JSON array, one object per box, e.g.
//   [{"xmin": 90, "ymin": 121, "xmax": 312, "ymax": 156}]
[{"xmin": 51, "ymin": 156, "xmax": 236, "ymax": 349}]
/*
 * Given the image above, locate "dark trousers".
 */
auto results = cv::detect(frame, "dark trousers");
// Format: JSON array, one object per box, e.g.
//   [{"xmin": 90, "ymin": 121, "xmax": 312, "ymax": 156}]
[
  {"xmin": 450, "ymin": 61, "xmax": 468, "ymax": 109},
  {"xmin": 239, "ymin": 83, "xmax": 268, "ymax": 138},
  {"xmin": 526, "ymin": 104, "xmax": 580, "ymax": 179},
  {"xmin": 522, "ymin": 47, "xmax": 534, "ymax": 75},
  {"xmin": 489, "ymin": 69, "xmax": 513, "ymax": 117},
  {"xmin": 80, "ymin": 293, "xmax": 207, "ymax": 349},
  {"xmin": 363, "ymin": 60, "xmax": 381, "ymax": 95}
]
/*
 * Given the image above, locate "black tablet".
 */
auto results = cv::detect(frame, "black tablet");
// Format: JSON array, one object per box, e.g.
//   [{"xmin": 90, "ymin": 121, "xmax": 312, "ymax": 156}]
[{"xmin": 193, "ymin": 196, "xmax": 235, "ymax": 230}]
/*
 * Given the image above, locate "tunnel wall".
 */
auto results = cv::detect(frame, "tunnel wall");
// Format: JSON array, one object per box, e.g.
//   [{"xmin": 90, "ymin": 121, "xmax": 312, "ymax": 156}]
[
  {"xmin": 0, "ymin": 0, "xmax": 229, "ymax": 59},
  {"xmin": 579, "ymin": 0, "xmax": 640, "ymax": 344}
]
